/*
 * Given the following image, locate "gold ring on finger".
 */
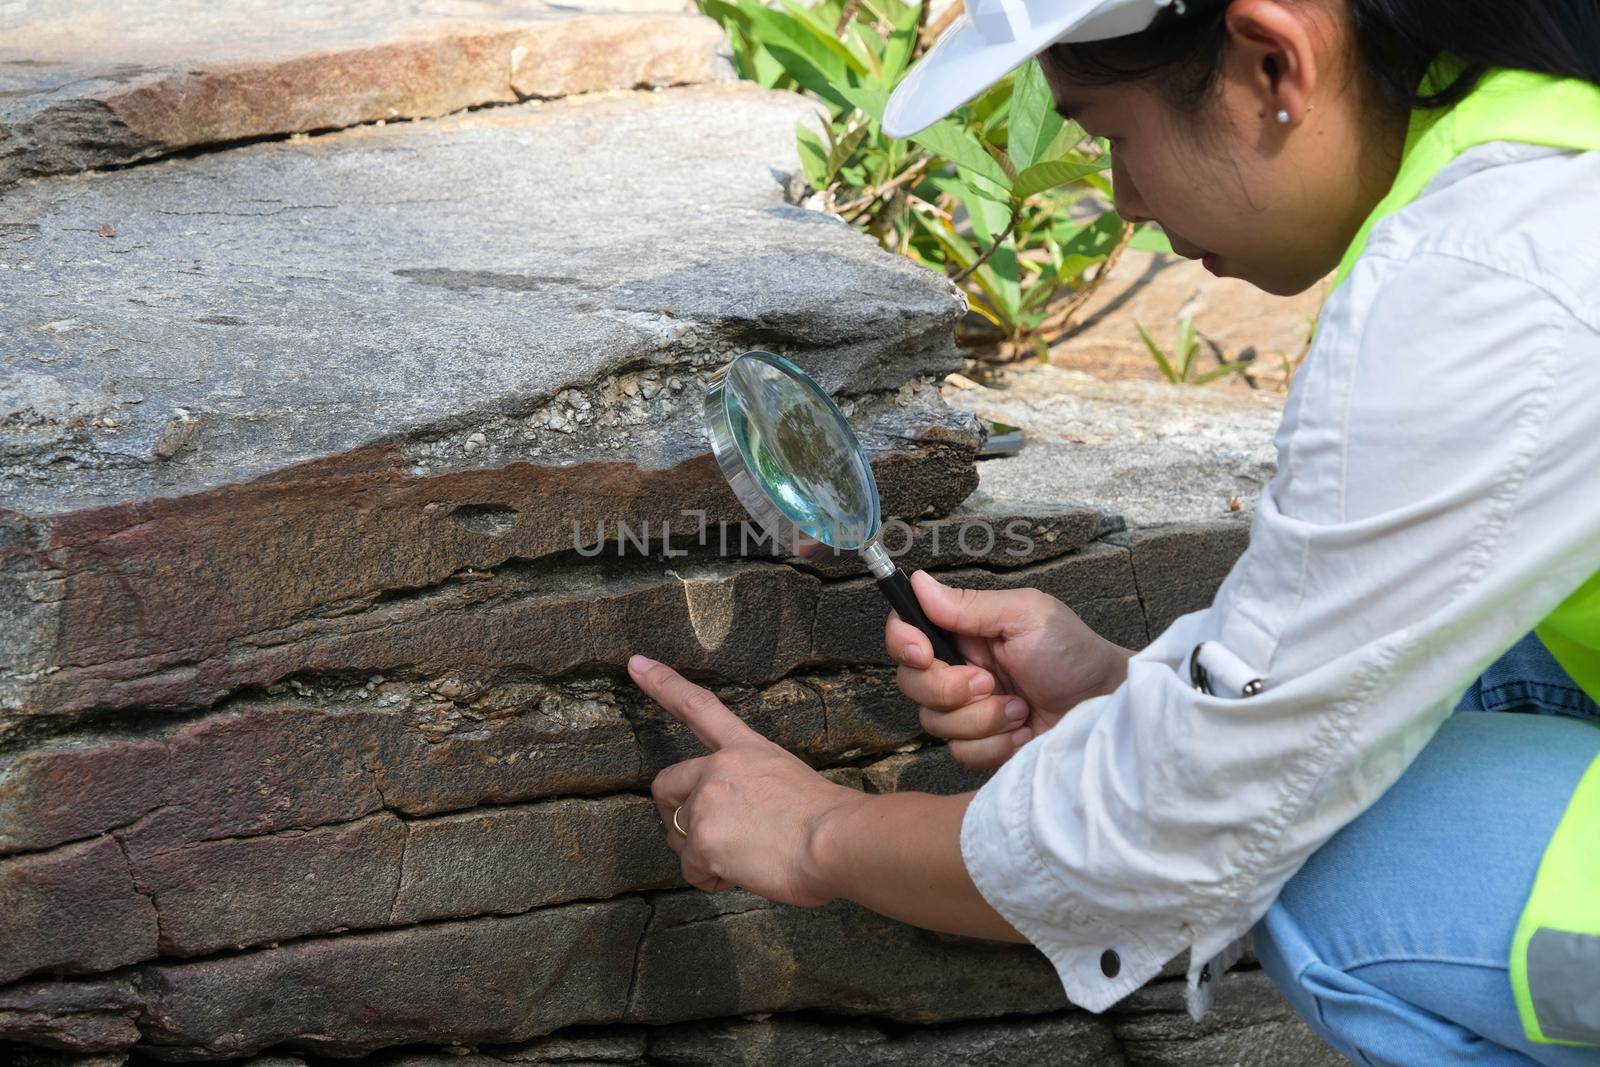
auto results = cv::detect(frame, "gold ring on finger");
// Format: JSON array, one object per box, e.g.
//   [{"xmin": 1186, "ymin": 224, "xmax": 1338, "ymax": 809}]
[{"xmin": 672, "ymin": 805, "xmax": 688, "ymax": 836}]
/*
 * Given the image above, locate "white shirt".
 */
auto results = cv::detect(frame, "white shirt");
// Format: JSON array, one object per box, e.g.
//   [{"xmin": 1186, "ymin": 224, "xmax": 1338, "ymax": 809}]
[{"xmin": 959, "ymin": 141, "xmax": 1600, "ymax": 1017}]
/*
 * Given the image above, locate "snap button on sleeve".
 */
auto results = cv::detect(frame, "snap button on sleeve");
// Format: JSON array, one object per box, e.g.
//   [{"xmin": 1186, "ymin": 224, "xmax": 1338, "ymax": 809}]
[{"xmin": 1100, "ymin": 949, "xmax": 1121, "ymax": 978}]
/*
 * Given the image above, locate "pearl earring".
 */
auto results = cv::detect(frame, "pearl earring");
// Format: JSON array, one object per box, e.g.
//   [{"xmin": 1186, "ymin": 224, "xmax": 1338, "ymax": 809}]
[{"xmin": 1275, "ymin": 109, "xmax": 1291, "ymax": 124}]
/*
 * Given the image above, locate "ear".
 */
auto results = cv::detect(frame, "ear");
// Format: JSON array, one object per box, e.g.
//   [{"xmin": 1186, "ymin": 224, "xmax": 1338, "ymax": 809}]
[{"xmin": 1222, "ymin": 0, "xmax": 1323, "ymax": 127}]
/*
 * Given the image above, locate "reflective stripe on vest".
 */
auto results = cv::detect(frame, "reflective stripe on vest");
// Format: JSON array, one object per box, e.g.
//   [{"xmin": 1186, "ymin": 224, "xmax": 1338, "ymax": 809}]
[
  {"xmin": 1512, "ymin": 756, "xmax": 1600, "ymax": 1046},
  {"xmin": 1333, "ymin": 58, "xmax": 1600, "ymax": 1047}
]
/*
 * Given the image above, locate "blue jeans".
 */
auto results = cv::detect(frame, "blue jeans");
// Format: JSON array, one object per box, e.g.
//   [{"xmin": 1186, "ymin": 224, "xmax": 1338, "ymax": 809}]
[{"xmin": 1254, "ymin": 632, "xmax": 1600, "ymax": 1066}]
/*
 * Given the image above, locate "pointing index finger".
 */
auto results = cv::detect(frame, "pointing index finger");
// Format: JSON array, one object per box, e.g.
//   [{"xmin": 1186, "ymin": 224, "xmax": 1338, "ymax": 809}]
[{"xmin": 628, "ymin": 655, "xmax": 752, "ymax": 751}]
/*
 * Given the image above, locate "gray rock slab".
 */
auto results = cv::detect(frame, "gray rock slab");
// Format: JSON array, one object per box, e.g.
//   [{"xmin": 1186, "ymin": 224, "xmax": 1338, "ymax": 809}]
[
  {"xmin": 860, "ymin": 745, "xmax": 990, "ymax": 796},
  {"xmin": 391, "ymin": 794, "xmax": 682, "ymax": 924},
  {"xmin": 0, "ymin": 0, "xmax": 729, "ymax": 184},
  {"xmin": 945, "ymin": 364, "xmax": 1281, "ymax": 527},
  {"xmin": 627, "ymin": 888, "xmax": 1068, "ymax": 1025},
  {"xmin": 647, "ymin": 1011, "xmax": 1120, "ymax": 1066},
  {"xmin": 812, "ymin": 542, "xmax": 1148, "ymax": 666},
  {"xmin": 0, "ymin": 83, "xmax": 971, "ymax": 726},
  {"xmin": 0, "ymin": 975, "xmax": 143, "ymax": 1053},
  {"xmin": 788, "ymin": 495, "xmax": 1114, "ymax": 579},
  {"xmin": 0, "ymin": 83, "xmax": 963, "ymax": 515},
  {"xmin": 1110, "ymin": 970, "xmax": 1344, "ymax": 1067},
  {"xmin": 1108, "ymin": 521, "xmax": 1251, "ymax": 636},
  {"xmin": 0, "ymin": 835, "xmax": 158, "ymax": 984},
  {"xmin": 137, "ymin": 900, "xmax": 651, "ymax": 1058},
  {"xmin": 0, "ymin": 667, "xmax": 921, "ymax": 859},
  {"xmin": 131, "ymin": 812, "xmax": 408, "ymax": 959}
]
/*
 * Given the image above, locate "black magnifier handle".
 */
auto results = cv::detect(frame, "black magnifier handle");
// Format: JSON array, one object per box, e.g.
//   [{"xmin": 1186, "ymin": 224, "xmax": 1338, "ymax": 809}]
[{"xmin": 878, "ymin": 566, "xmax": 967, "ymax": 666}]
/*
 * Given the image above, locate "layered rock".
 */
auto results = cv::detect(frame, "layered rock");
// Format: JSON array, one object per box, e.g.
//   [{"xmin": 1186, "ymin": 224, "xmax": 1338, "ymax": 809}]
[
  {"xmin": 0, "ymin": 0, "xmax": 731, "ymax": 187},
  {"xmin": 0, "ymin": 80, "xmax": 971, "ymax": 729}
]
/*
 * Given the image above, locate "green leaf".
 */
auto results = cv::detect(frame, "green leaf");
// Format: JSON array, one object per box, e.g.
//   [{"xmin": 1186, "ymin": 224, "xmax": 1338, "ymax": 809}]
[
  {"xmin": 1007, "ymin": 60, "xmax": 1063, "ymax": 171},
  {"xmin": 907, "ymin": 118, "xmax": 1012, "ymax": 194},
  {"xmin": 1129, "ymin": 224, "xmax": 1175, "ymax": 254},
  {"xmin": 826, "ymin": 117, "xmax": 871, "ymax": 181},
  {"xmin": 971, "ymin": 79, "xmax": 1014, "ymax": 135},
  {"xmin": 1176, "ymin": 316, "xmax": 1197, "ymax": 379},
  {"xmin": 911, "ymin": 209, "xmax": 1014, "ymax": 324},
  {"xmin": 736, "ymin": 0, "xmax": 854, "ymax": 107},
  {"xmin": 837, "ymin": 82, "xmax": 889, "ymax": 123},
  {"xmin": 774, "ymin": 0, "xmax": 870, "ymax": 76},
  {"xmin": 1011, "ymin": 158, "xmax": 1109, "ymax": 200},
  {"xmin": 1060, "ymin": 211, "xmax": 1124, "ymax": 259},
  {"xmin": 1038, "ymin": 119, "xmax": 1088, "ymax": 163},
  {"xmin": 1192, "ymin": 358, "xmax": 1254, "ymax": 385},
  {"xmin": 1136, "ymin": 322, "xmax": 1180, "ymax": 384},
  {"xmin": 955, "ymin": 187, "xmax": 1020, "ymax": 320},
  {"xmin": 910, "ymin": 210, "xmax": 979, "ymax": 268},
  {"xmin": 795, "ymin": 121, "xmax": 831, "ymax": 190},
  {"xmin": 748, "ymin": 41, "xmax": 789, "ymax": 88},
  {"xmin": 981, "ymin": 140, "xmax": 1019, "ymax": 183},
  {"xmin": 880, "ymin": 0, "xmax": 922, "ymax": 84}
]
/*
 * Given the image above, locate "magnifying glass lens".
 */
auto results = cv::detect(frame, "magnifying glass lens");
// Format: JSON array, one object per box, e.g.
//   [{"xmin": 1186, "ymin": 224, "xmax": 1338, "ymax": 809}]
[
  {"xmin": 724, "ymin": 356, "xmax": 876, "ymax": 550},
  {"xmin": 706, "ymin": 352, "xmax": 967, "ymax": 666}
]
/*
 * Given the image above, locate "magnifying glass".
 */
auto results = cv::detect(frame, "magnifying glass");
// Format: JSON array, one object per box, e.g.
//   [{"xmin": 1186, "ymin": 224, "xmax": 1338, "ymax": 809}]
[{"xmin": 704, "ymin": 350, "xmax": 966, "ymax": 666}]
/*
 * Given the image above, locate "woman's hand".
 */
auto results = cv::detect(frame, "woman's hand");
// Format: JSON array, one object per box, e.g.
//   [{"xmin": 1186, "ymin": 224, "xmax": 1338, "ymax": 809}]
[
  {"xmin": 629, "ymin": 654, "xmax": 863, "ymax": 907},
  {"xmin": 887, "ymin": 572, "xmax": 1133, "ymax": 771}
]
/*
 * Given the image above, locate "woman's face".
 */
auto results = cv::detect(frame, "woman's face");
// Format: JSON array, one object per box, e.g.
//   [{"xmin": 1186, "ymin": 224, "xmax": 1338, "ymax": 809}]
[{"xmin": 1037, "ymin": 0, "xmax": 1405, "ymax": 296}]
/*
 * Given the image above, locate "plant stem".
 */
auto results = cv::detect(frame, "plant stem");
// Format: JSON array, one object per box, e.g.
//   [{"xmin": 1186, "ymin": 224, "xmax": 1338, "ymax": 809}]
[
  {"xmin": 918, "ymin": 0, "xmax": 962, "ymax": 54},
  {"xmin": 834, "ymin": 0, "xmax": 864, "ymax": 35},
  {"xmin": 952, "ymin": 211, "xmax": 1018, "ymax": 284},
  {"xmin": 839, "ymin": 156, "xmax": 934, "ymax": 219},
  {"xmin": 911, "ymin": 0, "xmax": 932, "ymax": 59}
]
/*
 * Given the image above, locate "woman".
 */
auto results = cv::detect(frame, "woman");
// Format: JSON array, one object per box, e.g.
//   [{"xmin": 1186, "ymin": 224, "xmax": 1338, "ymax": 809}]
[{"xmin": 627, "ymin": 0, "xmax": 1600, "ymax": 1061}]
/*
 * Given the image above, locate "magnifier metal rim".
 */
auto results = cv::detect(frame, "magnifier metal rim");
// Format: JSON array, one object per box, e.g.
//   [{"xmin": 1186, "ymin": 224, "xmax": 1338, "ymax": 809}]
[{"xmin": 703, "ymin": 350, "xmax": 881, "ymax": 558}]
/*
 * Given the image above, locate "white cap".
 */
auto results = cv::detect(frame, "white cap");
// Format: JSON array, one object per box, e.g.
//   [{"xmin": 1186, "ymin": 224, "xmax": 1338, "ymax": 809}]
[{"xmin": 883, "ymin": 0, "xmax": 1174, "ymax": 138}]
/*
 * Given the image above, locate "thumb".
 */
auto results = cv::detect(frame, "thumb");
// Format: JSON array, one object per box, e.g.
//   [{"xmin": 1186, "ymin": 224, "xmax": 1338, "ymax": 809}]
[
  {"xmin": 628, "ymin": 654, "xmax": 755, "ymax": 752},
  {"xmin": 910, "ymin": 571, "xmax": 1037, "ymax": 640}
]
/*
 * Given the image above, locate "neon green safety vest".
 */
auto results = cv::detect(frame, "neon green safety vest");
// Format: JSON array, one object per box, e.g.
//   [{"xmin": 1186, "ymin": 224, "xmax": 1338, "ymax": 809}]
[{"xmin": 1333, "ymin": 58, "xmax": 1600, "ymax": 1048}]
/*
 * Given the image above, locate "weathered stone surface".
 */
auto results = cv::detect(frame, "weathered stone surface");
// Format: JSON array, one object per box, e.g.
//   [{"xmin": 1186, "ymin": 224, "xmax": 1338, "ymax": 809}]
[
  {"xmin": 0, "ymin": 668, "xmax": 923, "ymax": 859},
  {"xmin": 0, "ymin": 976, "xmax": 142, "ymax": 1053},
  {"xmin": 0, "ymin": 836, "xmax": 157, "ymax": 984},
  {"xmin": 377, "ymin": 1027, "xmax": 649, "ymax": 1065},
  {"xmin": 9, "ymin": 552, "xmax": 826, "ymax": 721},
  {"xmin": 0, "ymin": 1, "xmax": 730, "ymax": 185},
  {"xmin": 6, "ymin": 797, "xmax": 677, "ymax": 976},
  {"xmin": 1109, "ymin": 521, "xmax": 1251, "ymax": 636},
  {"xmin": 647, "ymin": 1011, "xmax": 1120, "ymax": 1066},
  {"xmin": 792, "ymin": 496, "xmax": 1112, "ymax": 579},
  {"xmin": 476, "ymin": 1029, "xmax": 650, "ymax": 1065},
  {"xmin": 782, "ymin": 667, "xmax": 923, "ymax": 763},
  {"xmin": 628, "ymin": 889, "xmax": 1065, "ymax": 1025},
  {"xmin": 1110, "ymin": 970, "xmax": 1342, "ymax": 1067},
  {"xmin": 139, "ymin": 900, "xmax": 650, "ymax": 1058},
  {"xmin": 1, "ymin": 82, "xmax": 970, "ymax": 727},
  {"xmin": 132, "ymin": 813, "xmax": 406, "ymax": 957},
  {"xmin": 0, "ymin": 689, "xmax": 637, "ymax": 856},
  {"xmin": 861, "ymin": 745, "xmax": 989, "ymax": 796},
  {"xmin": 630, "ymin": 666, "xmax": 920, "ymax": 774},
  {"xmin": 392, "ymin": 795, "xmax": 681, "ymax": 924},
  {"xmin": 0, "ymin": 1050, "xmax": 134, "ymax": 1067},
  {"xmin": 811, "ymin": 541, "xmax": 1147, "ymax": 664},
  {"xmin": 944, "ymin": 363, "xmax": 1279, "ymax": 526}
]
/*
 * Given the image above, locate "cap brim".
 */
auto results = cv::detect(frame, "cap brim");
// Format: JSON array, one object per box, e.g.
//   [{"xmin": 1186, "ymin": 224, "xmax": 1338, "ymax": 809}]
[
  {"xmin": 883, "ymin": 16, "xmax": 1046, "ymax": 138},
  {"xmin": 883, "ymin": 0, "xmax": 1164, "ymax": 139}
]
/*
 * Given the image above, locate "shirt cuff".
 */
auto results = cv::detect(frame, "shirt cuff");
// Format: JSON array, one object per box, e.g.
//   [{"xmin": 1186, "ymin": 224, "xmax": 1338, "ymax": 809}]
[{"xmin": 959, "ymin": 734, "xmax": 1192, "ymax": 1013}]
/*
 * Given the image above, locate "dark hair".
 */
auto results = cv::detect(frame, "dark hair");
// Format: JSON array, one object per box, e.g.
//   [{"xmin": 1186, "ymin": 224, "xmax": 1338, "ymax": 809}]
[{"xmin": 1046, "ymin": 0, "xmax": 1600, "ymax": 117}]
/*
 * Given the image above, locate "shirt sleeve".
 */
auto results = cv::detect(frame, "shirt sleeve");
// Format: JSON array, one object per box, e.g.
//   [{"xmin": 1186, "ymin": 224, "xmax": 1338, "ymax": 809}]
[{"xmin": 959, "ymin": 246, "xmax": 1600, "ymax": 1015}]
